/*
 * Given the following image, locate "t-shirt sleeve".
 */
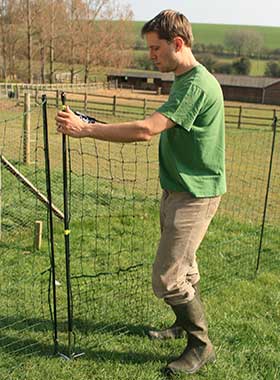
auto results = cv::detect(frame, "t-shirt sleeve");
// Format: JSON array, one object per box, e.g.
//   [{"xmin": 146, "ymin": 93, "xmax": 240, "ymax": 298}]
[{"xmin": 156, "ymin": 84, "xmax": 206, "ymax": 131}]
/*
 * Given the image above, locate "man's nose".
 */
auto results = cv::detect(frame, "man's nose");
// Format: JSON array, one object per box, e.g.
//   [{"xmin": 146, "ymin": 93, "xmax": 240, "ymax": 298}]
[{"xmin": 150, "ymin": 51, "xmax": 156, "ymax": 60}]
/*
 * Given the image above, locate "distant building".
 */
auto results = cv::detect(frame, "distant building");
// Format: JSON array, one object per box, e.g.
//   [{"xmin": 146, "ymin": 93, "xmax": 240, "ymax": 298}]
[
  {"xmin": 214, "ymin": 74, "xmax": 280, "ymax": 105},
  {"xmin": 107, "ymin": 71, "xmax": 280, "ymax": 105},
  {"xmin": 107, "ymin": 71, "xmax": 173, "ymax": 95}
]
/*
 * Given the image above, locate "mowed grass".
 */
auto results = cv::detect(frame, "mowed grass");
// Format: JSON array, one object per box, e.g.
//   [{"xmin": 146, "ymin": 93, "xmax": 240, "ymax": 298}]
[{"xmin": 0, "ymin": 97, "xmax": 280, "ymax": 379}]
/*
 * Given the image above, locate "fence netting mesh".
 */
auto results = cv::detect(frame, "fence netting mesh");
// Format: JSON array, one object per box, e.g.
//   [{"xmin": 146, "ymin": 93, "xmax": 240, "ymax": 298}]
[
  {"xmin": 0, "ymin": 99, "xmax": 55, "ymax": 378},
  {"xmin": 0, "ymin": 95, "xmax": 279, "ymax": 373}
]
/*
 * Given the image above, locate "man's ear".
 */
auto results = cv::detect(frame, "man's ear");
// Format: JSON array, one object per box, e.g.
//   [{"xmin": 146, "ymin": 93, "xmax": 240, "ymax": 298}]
[{"xmin": 174, "ymin": 36, "xmax": 184, "ymax": 52}]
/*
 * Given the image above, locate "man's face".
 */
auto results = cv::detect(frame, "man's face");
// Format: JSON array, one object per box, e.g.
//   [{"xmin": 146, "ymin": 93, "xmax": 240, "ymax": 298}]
[{"xmin": 145, "ymin": 32, "xmax": 178, "ymax": 73}]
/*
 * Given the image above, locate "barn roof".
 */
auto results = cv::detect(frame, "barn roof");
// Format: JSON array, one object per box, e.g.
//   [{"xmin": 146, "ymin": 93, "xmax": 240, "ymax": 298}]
[
  {"xmin": 108, "ymin": 71, "xmax": 280, "ymax": 89},
  {"xmin": 214, "ymin": 74, "xmax": 280, "ymax": 88},
  {"xmin": 108, "ymin": 71, "xmax": 173, "ymax": 80}
]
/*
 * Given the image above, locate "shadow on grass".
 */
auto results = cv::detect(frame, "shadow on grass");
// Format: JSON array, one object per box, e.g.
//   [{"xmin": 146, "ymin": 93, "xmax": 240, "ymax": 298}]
[{"xmin": 0, "ymin": 314, "xmax": 166, "ymax": 364}]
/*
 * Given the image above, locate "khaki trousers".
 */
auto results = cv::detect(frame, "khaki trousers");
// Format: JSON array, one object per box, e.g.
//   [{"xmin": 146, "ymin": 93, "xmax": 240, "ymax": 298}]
[{"xmin": 152, "ymin": 190, "xmax": 221, "ymax": 306}]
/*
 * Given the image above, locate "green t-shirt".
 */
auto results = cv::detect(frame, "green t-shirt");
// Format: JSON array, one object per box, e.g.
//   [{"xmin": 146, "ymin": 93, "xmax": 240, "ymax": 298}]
[{"xmin": 157, "ymin": 64, "xmax": 226, "ymax": 197}]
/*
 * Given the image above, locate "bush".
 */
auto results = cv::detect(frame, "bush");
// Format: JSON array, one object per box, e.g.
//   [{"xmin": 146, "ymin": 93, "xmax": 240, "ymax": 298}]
[
  {"xmin": 232, "ymin": 57, "xmax": 251, "ymax": 75},
  {"xmin": 197, "ymin": 54, "xmax": 217, "ymax": 73},
  {"xmin": 265, "ymin": 61, "xmax": 280, "ymax": 77},
  {"xmin": 214, "ymin": 62, "xmax": 234, "ymax": 74},
  {"xmin": 133, "ymin": 52, "xmax": 155, "ymax": 70}
]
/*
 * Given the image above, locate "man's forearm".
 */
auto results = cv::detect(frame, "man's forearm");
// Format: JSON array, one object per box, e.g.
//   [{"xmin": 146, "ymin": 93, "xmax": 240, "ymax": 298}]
[
  {"xmin": 82, "ymin": 120, "xmax": 152, "ymax": 142},
  {"xmin": 56, "ymin": 107, "xmax": 174, "ymax": 141}
]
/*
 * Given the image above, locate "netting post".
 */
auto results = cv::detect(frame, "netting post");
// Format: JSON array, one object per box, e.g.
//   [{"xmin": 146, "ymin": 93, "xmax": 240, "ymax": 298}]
[
  {"xmin": 23, "ymin": 92, "xmax": 31, "ymax": 165},
  {"xmin": 42, "ymin": 94, "xmax": 59, "ymax": 354},
  {"xmin": 237, "ymin": 105, "xmax": 242, "ymax": 129},
  {"xmin": 60, "ymin": 92, "xmax": 82, "ymax": 360},
  {"xmin": 256, "ymin": 115, "xmax": 278, "ymax": 272},
  {"xmin": 272, "ymin": 109, "xmax": 276, "ymax": 131},
  {"xmin": 0, "ymin": 163, "xmax": 2, "ymax": 241},
  {"xmin": 113, "ymin": 95, "xmax": 117, "ymax": 116}
]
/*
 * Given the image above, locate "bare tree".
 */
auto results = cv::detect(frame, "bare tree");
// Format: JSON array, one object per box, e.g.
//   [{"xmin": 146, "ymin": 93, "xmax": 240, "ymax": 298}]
[
  {"xmin": 26, "ymin": 0, "xmax": 33, "ymax": 82},
  {"xmin": 33, "ymin": 0, "xmax": 66, "ymax": 83},
  {"xmin": 0, "ymin": 0, "xmax": 8, "ymax": 80},
  {"xmin": 80, "ymin": 0, "xmax": 133, "ymax": 84},
  {"xmin": 64, "ymin": 0, "xmax": 86, "ymax": 83},
  {"xmin": 0, "ymin": 0, "xmax": 134, "ymax": 83},
  {"xmin": 0, "ymin": 0, "xmax": 20, "ymax": 81}
]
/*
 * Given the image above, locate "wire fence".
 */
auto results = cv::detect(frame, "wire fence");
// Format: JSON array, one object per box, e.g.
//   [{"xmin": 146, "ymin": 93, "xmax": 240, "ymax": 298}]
[{"xmin": 0, "ymin": 90, "xmax": 279, "ymax": 375}]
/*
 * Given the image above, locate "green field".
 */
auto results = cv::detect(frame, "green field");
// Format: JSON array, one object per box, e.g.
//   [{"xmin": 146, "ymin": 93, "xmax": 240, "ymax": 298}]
[
  {"xmin": 133, "ymin": 21, "xmax": 280, "ymax": 76},
  {"xmin": 0, "ymin": 97, "xmax": 279, "ymax": 379},
  {"xmin": 133, "ymin": 21, "xmax": 280, "ymax": 51}
]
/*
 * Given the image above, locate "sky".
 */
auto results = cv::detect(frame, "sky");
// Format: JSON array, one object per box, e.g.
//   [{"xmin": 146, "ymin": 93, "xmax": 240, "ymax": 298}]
[{"xmin": 127, "ymin": 0, "xmax": 280, "ymax": 27}]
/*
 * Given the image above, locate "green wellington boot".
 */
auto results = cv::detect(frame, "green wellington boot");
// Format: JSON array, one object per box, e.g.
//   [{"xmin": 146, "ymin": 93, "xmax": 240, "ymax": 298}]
[
  {"xmin": 148, "ymin": 321, "xmax": 185, "ymax": 340},
  {"xmin": 165, "ymin": 290, "xmax": 216, "ymax": 375},
  {"xmin": 148, "ymin": 283, "xmax": 200, "ymax": 340}
]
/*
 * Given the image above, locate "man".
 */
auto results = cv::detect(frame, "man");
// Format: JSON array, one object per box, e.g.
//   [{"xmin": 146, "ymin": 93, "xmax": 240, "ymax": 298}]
[{"xmin": 56, "ymin": 9, "xmax": 226, "ymax": 375}]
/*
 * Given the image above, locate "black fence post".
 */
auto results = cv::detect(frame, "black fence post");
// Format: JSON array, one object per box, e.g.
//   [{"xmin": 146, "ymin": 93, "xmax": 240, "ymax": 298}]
[
  {"xmin": 256, "ymin": 115, "xmax": 278, "ymax": 272},
  {"xmin": 42, "ymin": 94, "xmax": 59, "ymax": 354},
  {"xmin": 59, "ymin": 92, "xmax": 84, "ymax": 360},
  {"xmin": 237, "ymin": 105, "xmax": 242, "ymax": 129}
]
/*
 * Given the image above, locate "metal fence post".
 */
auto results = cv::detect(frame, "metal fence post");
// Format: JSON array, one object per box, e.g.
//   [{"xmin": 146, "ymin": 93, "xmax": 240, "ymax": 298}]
[
  {"xmin": 0, "ymin": 163, "xmax": 2, "ymax": 240},
  {"xmin": 237, "ymin": 105, "xmax": 242, "ymax": 129},
  {"xmin": 256, "ymin": 116, "xmax": 278, "ymax": 272},
  {"xmin": 273, "ymin": 109, "xmax": 277, "ymax": 131},
  {"xmin": 23, "ymin": 93, "xmax": 31, "ymax": 165},
  {"xmin": 42, "ymin": 94, "xmax": 59, "ymax": 354}
]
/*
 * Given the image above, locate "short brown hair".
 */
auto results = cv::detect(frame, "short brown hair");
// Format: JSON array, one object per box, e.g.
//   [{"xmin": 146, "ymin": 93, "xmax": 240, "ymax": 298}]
[{"xmin": 141, "ymin": 9, "xmax": 193, "ymax": 48}]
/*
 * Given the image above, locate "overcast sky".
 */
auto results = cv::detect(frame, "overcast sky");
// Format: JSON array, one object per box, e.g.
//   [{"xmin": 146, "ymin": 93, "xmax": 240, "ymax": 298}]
[{"xmin": 127, "ymin": 0, "xmax": 280, "ymax": 27}]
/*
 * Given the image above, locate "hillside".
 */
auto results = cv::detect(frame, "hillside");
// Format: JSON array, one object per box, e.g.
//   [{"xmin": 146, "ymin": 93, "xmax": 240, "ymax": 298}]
[{"xmin": 133, "ymin": 21, "xmax": 280, "ymax": 51}]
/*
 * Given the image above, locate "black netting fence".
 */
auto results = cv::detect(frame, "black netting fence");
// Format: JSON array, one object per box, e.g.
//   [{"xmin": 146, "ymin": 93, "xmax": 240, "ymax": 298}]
[
  {"xmin": 0, "ymin": 92, "xmax": 279, "ymax": 376},
  {"xmin": 0, "ymin": 98, "xmax": 56, "ymax": 378}
]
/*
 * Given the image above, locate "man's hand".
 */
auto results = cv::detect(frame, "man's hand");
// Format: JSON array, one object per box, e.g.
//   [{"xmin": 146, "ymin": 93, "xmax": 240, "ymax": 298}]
[{"xmin": 55, "ymin": 106, "xmax": 90, "ymax": 138}]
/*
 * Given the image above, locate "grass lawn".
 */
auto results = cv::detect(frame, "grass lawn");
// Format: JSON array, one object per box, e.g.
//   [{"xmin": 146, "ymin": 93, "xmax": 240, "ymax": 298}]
[{"xmin": 0, "ymin": 97, "xmax": 279, "ymax": 379}]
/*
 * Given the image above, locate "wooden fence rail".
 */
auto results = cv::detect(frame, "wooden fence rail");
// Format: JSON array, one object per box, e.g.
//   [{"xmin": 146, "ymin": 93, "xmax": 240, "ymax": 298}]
[{"xmin": 1, "ymin": 83, "xmax": 279, "ymax": 130}]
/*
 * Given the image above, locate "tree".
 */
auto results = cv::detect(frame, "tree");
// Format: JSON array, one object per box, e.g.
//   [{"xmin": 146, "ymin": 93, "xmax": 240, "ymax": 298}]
[
  {"xmin": 64, "ymin": 0, "xmax": 85, "ymax": 84},
  {"xmin": 26, "ymin": 0, "xmax": 32, "ymax": 82},
  {"xmin": 224, "ymin": 30, "xmax": 264, "ymax": 57},
  {"xmin": 0, "ymin": 0, "xmax": 8, "ymax": 80},
  {"xmin": 214, "ymin": 62, "xmax": 234, "ymax": 74},
  {"xmin": 232, "ymin": 57, "xmax": 251, "ymax": 75},
  {"xmin": 0, "ymin": 0, "xmax": 21, "ymax": 81},
  {"xmin": 197, "ymin": 54, "xmax": 217, "ymax": 73},
  {"xmin": 134, "ymin": 52, "xmax": 154, "ymax": 70},
  {"xmin": 80, "ymin": 0, "xmax": 133, "ymax": 84},
  {"xmin": 0, "ymin": 0, "xmax": 135, "ymax": 83},
  {"xmin": 265, "ymin": 61, "xmax": 280, "ymax": 77}
]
